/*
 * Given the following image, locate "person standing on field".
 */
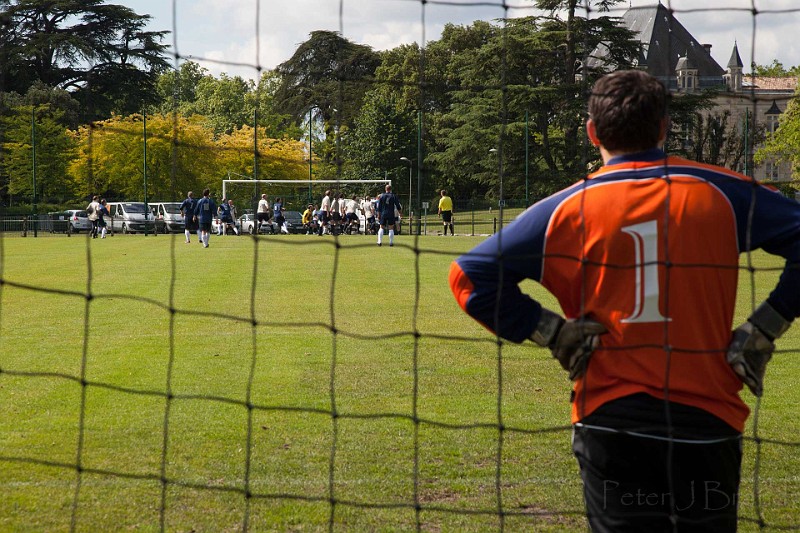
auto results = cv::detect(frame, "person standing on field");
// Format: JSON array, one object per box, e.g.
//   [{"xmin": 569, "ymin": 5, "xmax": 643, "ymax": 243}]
[
  {"xmin": 194, "ymin": 188, "xmax": 217, "ymax": 248},
  {"xmin": 376, "ymin": 184, "xmax": 402, "ymax": 247},
  {"xmin": 86, "ymin": 195, "xmax": 101, "ymax": 239},
  {"xmin": 273, "ymin": 197, "xmax": 289, "ymax": 234},
  {"xmin": 257, "ymin": 193, "xmax": 270, "ymax": 232},
  {"xmin": 438, "ymin": 189, "xmax": 454, "ymax": 236},
  {"xmin": 318, "ymin": 190, "xmax": 332, "ymax": 236},
  {"xmin": 226, "ymin": 199, "xmax": 240, "ymax": 235},
  {"xmin": 97, "ymin": 199, "xmax": 110, "ymax": 238},
  {"xmin": 361, "ymin": 195, "xmax": 376, "ymax": 234},
  {"xmin": 449, "ymin": 70, "xmax": 800, "ymax": 531},
  {"xmin": 179, "ymin": 191, "xmax": 199, "ymax": 244}
]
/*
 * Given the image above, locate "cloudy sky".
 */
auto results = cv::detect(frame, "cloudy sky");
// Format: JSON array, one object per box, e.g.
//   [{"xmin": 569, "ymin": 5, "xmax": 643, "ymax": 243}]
[{"xmin": 120, "ymin": 0, "xmax": 800, "ymax": 79}]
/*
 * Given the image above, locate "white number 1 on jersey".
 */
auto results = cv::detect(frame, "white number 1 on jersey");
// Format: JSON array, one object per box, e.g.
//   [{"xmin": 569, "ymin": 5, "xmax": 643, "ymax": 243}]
[{"xmin": 621, "ymin": 220, "xmax": 671, "ymax": 323}]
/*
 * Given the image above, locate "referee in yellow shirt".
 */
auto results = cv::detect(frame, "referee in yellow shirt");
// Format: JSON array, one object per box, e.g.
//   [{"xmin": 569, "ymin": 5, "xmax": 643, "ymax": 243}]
[{"xmin": 438, "ymin": 189, "xmax": 454, "ymax": 236}]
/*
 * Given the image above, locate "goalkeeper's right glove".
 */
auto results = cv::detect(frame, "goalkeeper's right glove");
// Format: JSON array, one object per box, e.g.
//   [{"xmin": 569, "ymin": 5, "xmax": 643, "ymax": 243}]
[
  {"xmin": 531, "ymin": 308, "xmax": 607, "ymax": 380},
  {"xmin": 727, "ymin": 302, "xmax": 792, "ymax": 397}
]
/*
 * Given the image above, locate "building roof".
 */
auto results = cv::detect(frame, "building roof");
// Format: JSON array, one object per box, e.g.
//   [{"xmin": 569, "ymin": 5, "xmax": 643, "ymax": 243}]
[
  {"xmin": 728, "ymin": 42, "xmax": 744, "ymax": 69},
  {"xmin": 742, "ymin": 76, "xmax": 797, "ymax": 92},
  {"xmin": 676, "ymin": 54, "xmax": 695, "ymax": 71},
  {"xmin": 588, "ymin": 1, "xmax": 725, "ymax": 89},
  {"xmin": 621, "ymin": 2, "xmax": 724, "ymax": 80},
  {"xmin": 765, "ymin": 100, "xmax": 783, "ymax": 115}
]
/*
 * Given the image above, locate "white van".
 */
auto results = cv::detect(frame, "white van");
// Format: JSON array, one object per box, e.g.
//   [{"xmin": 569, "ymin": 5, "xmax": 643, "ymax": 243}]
[
  {"xmin": 106, "ymin": 202, "xmax": 156, "ymax": 234},
  {"xmin": 152, "ymin": 202, "xmax": 185, "ymax": 233}
]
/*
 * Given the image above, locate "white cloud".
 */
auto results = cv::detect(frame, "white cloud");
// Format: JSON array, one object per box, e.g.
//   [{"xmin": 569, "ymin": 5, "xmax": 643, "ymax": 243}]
[{"xmin": 123, "ymin": 0, "xmax": 800, "ymax": 80}]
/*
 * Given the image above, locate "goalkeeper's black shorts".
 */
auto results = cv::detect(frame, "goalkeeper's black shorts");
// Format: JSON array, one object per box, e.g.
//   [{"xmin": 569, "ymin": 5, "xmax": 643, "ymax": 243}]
[{"xmin": 572, "ymin": 393, "xmax": 741, "ymax": 533}]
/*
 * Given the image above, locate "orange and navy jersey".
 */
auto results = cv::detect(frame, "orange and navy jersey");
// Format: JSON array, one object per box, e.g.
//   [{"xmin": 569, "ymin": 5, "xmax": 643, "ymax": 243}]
[{"xmin": 450, "ymin": 149, "xmax": 800, "ymax": 432}]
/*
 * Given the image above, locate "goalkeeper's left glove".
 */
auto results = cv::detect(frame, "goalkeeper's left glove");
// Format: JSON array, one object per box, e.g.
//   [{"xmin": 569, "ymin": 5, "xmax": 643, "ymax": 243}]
[
  {"xmin": 531, "ymin": 308, "xmax": 607, "ymax": 380},
  {"xmin": 727, "ymin": 301, "xmax": 792, "ymax": 397}
]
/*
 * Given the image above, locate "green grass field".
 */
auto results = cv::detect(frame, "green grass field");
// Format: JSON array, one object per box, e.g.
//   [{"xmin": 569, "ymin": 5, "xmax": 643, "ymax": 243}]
[{"xmin": 1, "ymin": 232, "xmax": 798, "ymax": 532}]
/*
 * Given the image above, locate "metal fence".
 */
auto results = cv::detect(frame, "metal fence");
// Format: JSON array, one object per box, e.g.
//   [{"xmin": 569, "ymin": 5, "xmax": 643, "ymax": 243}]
[
  {"xmin": 1, "ymin": 198, "xmax": 530, "ymax": 238},
  {"xmin": 0, "ymin": 214, "xmax": 74, "ymax": 237}
]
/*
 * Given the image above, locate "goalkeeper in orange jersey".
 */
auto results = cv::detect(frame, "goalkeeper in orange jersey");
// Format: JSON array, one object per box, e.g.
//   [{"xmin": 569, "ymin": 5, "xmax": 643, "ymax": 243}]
[{"xmin": 450, "ymin": 70, "xmax": 800, "ymax": 531}]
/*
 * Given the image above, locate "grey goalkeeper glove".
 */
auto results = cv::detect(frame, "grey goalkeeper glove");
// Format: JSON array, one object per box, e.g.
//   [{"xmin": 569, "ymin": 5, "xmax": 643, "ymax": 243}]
[
  {"xmin": 727, "ymin": 302, "xmax": 791, "ymax": 397},
  {"xmin": 531, "ymin": 308, "xmax": 607, "ymax": 380}
]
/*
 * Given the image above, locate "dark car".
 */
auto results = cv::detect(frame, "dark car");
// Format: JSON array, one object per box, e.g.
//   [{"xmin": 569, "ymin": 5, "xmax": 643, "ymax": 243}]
[
  {"xmin": 239, "ymin": 210, "xmax": 305, "ymax": 235},
  {"xmin": 282, "ymin": 210, "xmax": 305, "ymax": 234}
]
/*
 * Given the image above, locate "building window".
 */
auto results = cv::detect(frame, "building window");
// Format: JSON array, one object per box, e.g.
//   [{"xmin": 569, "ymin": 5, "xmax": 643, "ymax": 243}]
[
  {"xmin": 767, "ymin": 114, "xmax": 780, "ymax": 134},
  {"xmin": 765, "ymin": 160, "xmax": 780, "ymax": 180}
]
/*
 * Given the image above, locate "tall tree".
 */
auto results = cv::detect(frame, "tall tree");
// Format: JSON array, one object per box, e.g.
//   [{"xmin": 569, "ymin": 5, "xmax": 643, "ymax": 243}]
[
  {"xmin": 751, "ymin": 60, "xmax": 800, "ymax": 78},
  {"xmin": 755, "ymin": 87, "xmax": 800, "ymax": 180},
  {"xmin": 1, "ymin": 103, "xmax": 77, "ymax": 201},
  {"xmin": 155, "ymin": 63, "xmax": 298, "ymax": 139},
  {"xmin": 69, "ymin": 114, "xmax": 216, "ymax": 199},
  {"xmin": 0, "ymin": 0, "xmax": 170, "ymax": 119},
  {"xmin": 273, "ymin": 30, "xmax": 381, "ymax": 133},
  {"xmin": 426, "ymin": 14, "xmax": 641, "ymax": 201}
]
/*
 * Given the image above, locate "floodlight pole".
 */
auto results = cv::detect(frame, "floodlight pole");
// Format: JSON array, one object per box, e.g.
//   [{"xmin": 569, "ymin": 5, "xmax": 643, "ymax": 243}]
[
  {"xmin": 525, "ymin": 110, "xmax": 529, "ymax": 207},
  {"xmin": 490, "ymin": 148, "xmax": 503, "ymax": 230},
  {"xmin": 143, "ymin": 109, "xmax": 149, "ymax": 236},
  {"xmin": 400, "ymin": 156, "xmax": 412, "ymax": 232},
  {"xmin": 308, "ymin": 107, "xmax": 313, "ymax": 203},
  {"xmin": 254, "ymin": 109, "xmax": 259, "ymax": 214},
  {"xmin": 31, "ymin": 106, "xmax": 37, "ymax": 237}
]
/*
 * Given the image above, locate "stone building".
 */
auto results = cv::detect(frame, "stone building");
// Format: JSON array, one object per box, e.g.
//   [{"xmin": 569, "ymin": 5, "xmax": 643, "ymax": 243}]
[{"xmin": 594, "ymin": 1, "xmax": 796, "ymax": 182}]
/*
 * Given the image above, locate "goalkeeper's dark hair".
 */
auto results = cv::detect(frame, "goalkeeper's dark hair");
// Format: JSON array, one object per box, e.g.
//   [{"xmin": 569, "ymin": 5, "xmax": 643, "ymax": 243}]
[{"xmin": 588, "ymin": 70, "xmax": 670, "ymax": 153}]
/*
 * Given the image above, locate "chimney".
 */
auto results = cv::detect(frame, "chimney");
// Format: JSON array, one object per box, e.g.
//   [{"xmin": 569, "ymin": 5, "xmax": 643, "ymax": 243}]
[{"xmin": 703, "ymin": 44, "xmax": 712, "ymax": 54}]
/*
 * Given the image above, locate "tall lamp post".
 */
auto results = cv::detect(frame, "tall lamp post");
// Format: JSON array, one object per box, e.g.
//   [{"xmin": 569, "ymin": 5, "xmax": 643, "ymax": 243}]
[
  {"xmin": 400, "ymin": 156, "xmax": 413, "ymax": 233},
  {"xmin": 307, "ymin": 106, "xmax": 315, "ymax": 203},
  {"xmin": 489, "ymin": 148, "xmax": 503, "ymax": 230}
]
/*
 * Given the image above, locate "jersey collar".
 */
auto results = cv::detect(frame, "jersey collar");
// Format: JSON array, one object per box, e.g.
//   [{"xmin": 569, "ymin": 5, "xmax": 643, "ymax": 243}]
[{"xmin": 605, "ymin": 148, "xmax": 666, "ymax": 167}]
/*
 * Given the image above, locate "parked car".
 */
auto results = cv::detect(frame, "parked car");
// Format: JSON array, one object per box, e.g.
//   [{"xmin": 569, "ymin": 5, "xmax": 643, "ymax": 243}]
[
  {"xmin": 239, "ymin": 213, "xmax": 271, "ymax": 235},
  {"xmin": 238, "ymin": 210, "xmax": 306, "ymax": 234},
  {"xmin": 211, "ymin": 216, "xmax": 241, "ymax": 235},
  {"xmin": 152, "ymin": 202, "xmax": 185, "ymax": 233},
  {"xmin": 282, "ymin": 210, "xmax": 305, "ymax": 234},
  {"xmin": 106, "ymin": 202, "xmax": 156, "ymax": 234},
  {"xmin": 48, "ymin": 209, "xmax": 91, "ymax": 233}
]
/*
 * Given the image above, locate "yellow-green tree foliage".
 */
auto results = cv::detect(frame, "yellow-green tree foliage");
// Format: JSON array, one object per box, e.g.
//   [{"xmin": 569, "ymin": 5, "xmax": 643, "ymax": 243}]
[
  {"xmin": 69, "ymin": 113, "xmax": 216, "ymax": 200},
  {"xmin": 756, "ymin": 89, "xmax": 800, "ymax": 183},
  {"xmin": 2, "ymin": 105, "xmax": 79, "ymax": 200},
  {"xmin": 69, "ymin": 115, "xmax": 306, "ymax": 200},
  {"xmin": 215, "ymin": 124, "xmax": 307, "ymax": 182}
]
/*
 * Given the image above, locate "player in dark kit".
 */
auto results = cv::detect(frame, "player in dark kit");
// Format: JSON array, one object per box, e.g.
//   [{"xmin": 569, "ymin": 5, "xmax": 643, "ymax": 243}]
[
  {"xmin": 194, "ymin": 188, "xmax": 217, "ymax": 248},
  {"xmin": 179, "ymin": 191, "xmax": 199, "ymax": 244},
  {"xmin": 450, "ymin": 70, "xmax": 800, "ymax": 531},
  {"xmin": 376, "ymin": 184, "xmax": 402, "ymax": 247}
]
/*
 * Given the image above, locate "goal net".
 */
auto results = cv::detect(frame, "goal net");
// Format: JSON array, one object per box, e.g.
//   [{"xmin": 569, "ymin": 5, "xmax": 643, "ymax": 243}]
[{"xmin": 4, "ymin": 0, "xmax": 800, "ymax": 531}]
